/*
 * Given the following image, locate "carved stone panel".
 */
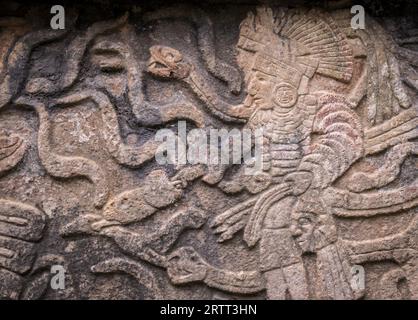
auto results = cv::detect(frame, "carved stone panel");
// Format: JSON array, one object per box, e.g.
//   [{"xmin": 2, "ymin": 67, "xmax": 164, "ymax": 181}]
[{"xmin": 0, "ymin": 1, "xmax": 418, "ymax": 299}]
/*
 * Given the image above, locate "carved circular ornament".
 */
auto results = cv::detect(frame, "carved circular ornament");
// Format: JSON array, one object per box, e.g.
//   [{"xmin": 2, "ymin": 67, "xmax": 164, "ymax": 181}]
[{"xmin": 273, "ymin": 82, "xmax": 298, "ymax": 108}]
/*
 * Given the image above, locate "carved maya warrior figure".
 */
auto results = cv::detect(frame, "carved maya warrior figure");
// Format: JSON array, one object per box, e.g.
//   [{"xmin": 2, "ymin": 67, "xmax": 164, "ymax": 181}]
[{"xmin": 211, "ymin": 7, "xmax": 363, "ymax": 299}]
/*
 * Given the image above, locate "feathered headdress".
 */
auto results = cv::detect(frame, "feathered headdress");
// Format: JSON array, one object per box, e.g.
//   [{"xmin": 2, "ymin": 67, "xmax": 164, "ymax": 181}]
[{"xmin": 238, "ymin": 7, "xmax": 354, "ymax": 84}]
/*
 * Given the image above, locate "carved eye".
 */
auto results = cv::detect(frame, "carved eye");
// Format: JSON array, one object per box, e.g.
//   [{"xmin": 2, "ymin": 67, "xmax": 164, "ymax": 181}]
[
  {"xmin": 257, "ymin": 75, "xmax": 267, "ymax": 82},
  {"xmin": 240, "ymin": 25, "xmax": 251, "ymax": 35},
  {"xmin": 298, "ymin": 217, "xmax": 312, "ymax": 226},
  {"xmin": 160, "ymin": 47, "xmax": 181, "ymax": 63}
]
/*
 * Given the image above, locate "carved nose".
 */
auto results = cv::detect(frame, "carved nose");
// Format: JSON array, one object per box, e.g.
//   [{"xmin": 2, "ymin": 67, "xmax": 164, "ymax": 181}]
[
  {"xmin": 248, "ymin": 83, "xmax": 258, "ymax": 95},
  {"xmin": 290, "ymin": 225, "xmax": 302, "ymax": 237}
]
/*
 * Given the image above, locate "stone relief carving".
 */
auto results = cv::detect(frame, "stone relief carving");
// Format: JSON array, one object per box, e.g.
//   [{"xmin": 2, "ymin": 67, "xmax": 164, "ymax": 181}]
[{"xmin": 0, "ymin": 3, "xmax": 417, "ymax": 299}]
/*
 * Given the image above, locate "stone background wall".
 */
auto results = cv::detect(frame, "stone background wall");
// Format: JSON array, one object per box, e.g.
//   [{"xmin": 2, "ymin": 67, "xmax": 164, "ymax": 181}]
[{"xmin": 0, "ymin": 0, "xmax": 417, "ymax": 299}]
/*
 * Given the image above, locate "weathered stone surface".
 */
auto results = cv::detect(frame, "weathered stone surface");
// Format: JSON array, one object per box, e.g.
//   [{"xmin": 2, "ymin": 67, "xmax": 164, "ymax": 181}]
[{"xmin": 0, "ymin": 1, "xmax": 418, "ymax": 299}]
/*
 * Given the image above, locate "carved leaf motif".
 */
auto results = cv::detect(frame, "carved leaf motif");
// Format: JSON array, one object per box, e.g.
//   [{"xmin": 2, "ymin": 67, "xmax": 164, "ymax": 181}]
[{"xmin": 0, "ymin": 131, "xmax": 26, "ymax": 176}]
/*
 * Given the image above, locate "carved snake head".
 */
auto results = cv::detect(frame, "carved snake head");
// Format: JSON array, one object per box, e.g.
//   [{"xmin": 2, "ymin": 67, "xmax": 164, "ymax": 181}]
[
  {"xmin": 147, "ymin": 45, "xmax": 191, "ymax": 80},
  {"xmin": 167, "ymin": 247, "xmax": 208, "ymax": 284}
]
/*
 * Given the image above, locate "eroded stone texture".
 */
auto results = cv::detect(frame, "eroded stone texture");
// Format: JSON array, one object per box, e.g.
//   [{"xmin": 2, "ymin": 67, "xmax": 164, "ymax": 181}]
[{"xmin": 0, "ymin": 1, "xmax": 418, "ymax": 299}]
